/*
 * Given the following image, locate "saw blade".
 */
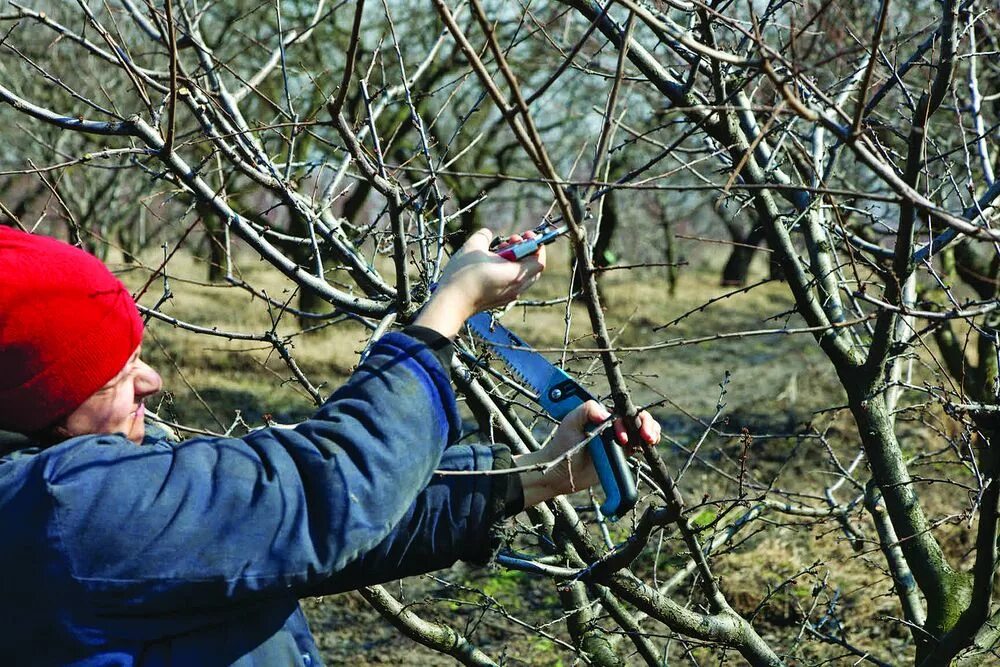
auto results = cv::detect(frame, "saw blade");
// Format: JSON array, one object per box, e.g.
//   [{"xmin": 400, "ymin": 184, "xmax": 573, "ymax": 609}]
[{"xmin": 466, "ymin": 312, "xmax": 559, "ymax": 397}]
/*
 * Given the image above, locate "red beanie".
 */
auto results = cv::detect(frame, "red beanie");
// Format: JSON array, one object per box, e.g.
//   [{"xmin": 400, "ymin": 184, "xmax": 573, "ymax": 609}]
[{"xmin": 0, "ymin": 227, "xmax": 144, "ymax": 433}]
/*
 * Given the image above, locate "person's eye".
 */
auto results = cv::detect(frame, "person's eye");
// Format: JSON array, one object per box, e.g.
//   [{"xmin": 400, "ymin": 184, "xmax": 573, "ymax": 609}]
[{"xmin": 97, "ymin": 374, "xmax": 127, "ymax": 394}]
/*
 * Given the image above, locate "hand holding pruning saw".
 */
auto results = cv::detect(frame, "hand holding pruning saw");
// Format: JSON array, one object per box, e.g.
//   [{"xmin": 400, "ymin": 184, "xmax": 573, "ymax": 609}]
[{"xmin": 469, "ymin": 221, "xmax": 641, "ymax": 521}]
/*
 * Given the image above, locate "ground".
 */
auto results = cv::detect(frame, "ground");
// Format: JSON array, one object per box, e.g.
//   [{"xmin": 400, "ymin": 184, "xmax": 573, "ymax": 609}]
[{"xmin": 116, "ymin": 243, "xmax": 971, "ymax": 665}]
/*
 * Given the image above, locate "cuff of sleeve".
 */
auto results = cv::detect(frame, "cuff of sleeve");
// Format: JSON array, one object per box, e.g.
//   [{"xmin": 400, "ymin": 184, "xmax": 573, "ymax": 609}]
[
  {"xmin": 463, "ymin": 444, "xmax": 523, "ymax": 567},
  {"xmin": 401, "ymin": 325, "xmax": 455, "ymax": 372},
  {"xmin": 488, "ymin": 444, "xmax": 525, "ymax": 520}
]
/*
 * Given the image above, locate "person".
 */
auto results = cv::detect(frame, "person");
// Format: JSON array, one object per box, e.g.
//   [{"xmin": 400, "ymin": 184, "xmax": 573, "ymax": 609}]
[{"xmin": 0, "ymin": 225, "xmax": 660, "ymax": 666}]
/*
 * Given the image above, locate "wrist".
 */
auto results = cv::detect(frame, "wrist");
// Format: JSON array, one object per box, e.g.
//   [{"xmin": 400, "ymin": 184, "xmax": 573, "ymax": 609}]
[
  {"xmin": 413, "ymin": 288, "xmax": 473, "ymax": 338},
  {"xmin": 515, "ymin": 450, "xmax": 570, "ymax": 508}
]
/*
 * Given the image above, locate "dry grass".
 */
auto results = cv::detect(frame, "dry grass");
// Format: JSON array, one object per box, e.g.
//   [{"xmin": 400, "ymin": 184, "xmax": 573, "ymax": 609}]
[
  {"xmin": 114, "ymin": 243, "xmax": 837, "ymax": 431},
  {"xmin": 110, "ymin": 244, "xmax": 983, "ymax": 664},
  {"xmin": 113, "ymin": 249, "xmax": 373, "ymax": 430}
]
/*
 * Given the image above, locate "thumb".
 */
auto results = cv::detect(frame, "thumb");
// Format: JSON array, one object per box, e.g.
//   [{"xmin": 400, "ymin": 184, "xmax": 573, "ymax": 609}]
[
  {"xmin": 582, "ymin": 400, "xmax": 611, "ymax": 429},
  {"xmin": 465, "ymin": 227, "xmax": 494, "ymax": 252}
]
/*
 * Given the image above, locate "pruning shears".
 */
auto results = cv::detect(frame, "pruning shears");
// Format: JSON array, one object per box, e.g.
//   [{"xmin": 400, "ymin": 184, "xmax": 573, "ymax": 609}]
[
  {"xmin": 489, "ymin": 221, "xmax": 569, "ymax": 261},
  {"xmin": 466, "ymin": 312, "xmax": 638, "ymax": 521}
]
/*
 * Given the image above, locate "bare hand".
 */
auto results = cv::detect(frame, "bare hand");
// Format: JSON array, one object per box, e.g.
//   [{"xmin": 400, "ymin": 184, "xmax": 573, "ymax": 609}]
[
  {"xmin": 518, "ymin": 401, "xmax": 661, "ymax": 507},
  {"xmin": 438, "ymin": 227, "xmax": 545, "ymax": 312},
  {"xmin": 414, "ymin": 227, "xmax": 546, "ymax": 338}
]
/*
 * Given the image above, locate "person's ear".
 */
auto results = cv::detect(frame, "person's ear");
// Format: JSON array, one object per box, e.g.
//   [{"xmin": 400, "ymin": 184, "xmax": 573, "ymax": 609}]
[{"xmin": 30, "ymin": 421, "xmax": 71, "ymax": 446}]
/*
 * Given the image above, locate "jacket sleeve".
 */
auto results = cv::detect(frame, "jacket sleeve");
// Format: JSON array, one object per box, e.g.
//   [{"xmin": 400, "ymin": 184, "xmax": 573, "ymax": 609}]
[
  {"xmin": 43, "ymin": 332, "xmax": 461, "ymax": 614},
  {"xmin": 307, "ymin": 443, "xmax": 516, "ymax": 595}
]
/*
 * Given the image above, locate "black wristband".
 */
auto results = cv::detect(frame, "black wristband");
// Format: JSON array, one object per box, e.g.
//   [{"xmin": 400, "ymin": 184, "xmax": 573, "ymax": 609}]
[
  {"xmin": 400, "ymin": 325, "xmax": 454, "ymax": 371},
  {"xmin": 488, "ymin": 444, "xmax": 525, "ymax": 519}
]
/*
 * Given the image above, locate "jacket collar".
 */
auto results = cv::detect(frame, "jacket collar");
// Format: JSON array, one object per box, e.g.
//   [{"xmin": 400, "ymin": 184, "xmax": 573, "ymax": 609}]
[
  {"xmin": 0, "ymin": 429, "xmax": 37, "ymax": 457},
  {"xmin": 0, "ymin": 420, "xmax": 174, "ymax": 457}
]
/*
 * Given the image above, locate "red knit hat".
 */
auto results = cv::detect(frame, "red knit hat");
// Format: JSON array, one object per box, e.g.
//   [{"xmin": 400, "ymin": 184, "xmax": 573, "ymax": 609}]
[{"xmin": 0, "ymin": 227, "xmax": 144, "ymax": 433}]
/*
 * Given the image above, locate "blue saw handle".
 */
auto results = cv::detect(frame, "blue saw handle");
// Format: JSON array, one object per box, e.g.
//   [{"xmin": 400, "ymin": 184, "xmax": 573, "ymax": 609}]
[
  {"xmin": 588, "ymin": 423, "xmax": 638, "ymax": 521},
  {"xmin": 541, "ymin": 378, "xmax": 638, "ymax": 521}
]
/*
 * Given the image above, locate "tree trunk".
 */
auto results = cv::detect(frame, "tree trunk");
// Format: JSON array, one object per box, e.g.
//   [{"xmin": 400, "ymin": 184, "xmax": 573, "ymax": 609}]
[
  {"xmin": 721, "ymin": 224, "xmax": 767, "ymax": 286},
  {"xmin": 573, "ymin": 190, "xmax": 619, "ymax": 293},
  {"xmin": 198, "ymin": 201, "xmax": 227, "ymax": 282}
]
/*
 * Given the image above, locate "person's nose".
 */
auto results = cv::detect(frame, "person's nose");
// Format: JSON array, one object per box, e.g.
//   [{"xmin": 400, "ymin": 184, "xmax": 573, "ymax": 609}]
[{"xmin": 134, "ymin": 360, "xmax": 163, "ymax": 398}]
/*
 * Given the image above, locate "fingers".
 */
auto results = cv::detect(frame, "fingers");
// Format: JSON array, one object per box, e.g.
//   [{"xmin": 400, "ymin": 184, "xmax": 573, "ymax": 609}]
[
  {"xmin": 516, "ymin": 230, "xmax": 547, "ymax": 273},
  {"xmin": 534, "ymin": 242, "xmax": 547, "ymax": 270},
  {"xmin": 520, "ymin": 229, "xmax": 546, "ymax": 270},
  {"xmin": 493, "ymin": 229, "xmax": 541, "ymax": 256},
  {"xmin": 577, "ymin": 403, "xmax": 661, "ymax": 453},
  {"xmin": 607, "ymin": 410, "xmax": 661, "ymax": 450},
  {"xmin": 567, "ymin": 400, "xmax": 603, "ymax": 432},
  {"xmin": 638, "ymin": 411, "xmax": 661, "ymax": 445},
  {"xmin": 495, "ymin": 233, "xmax": 522, "ymax": 250},
  {"xmin": 614, "ymin": 419, "xmax": 628, "ymax": 446},
  {"xmin": 518, "ymin": 252, "xmax": 545, "ymax": 281},
  {"xmin": 585, "ymin": 400, "xmax": 612, "ymax": 426}
]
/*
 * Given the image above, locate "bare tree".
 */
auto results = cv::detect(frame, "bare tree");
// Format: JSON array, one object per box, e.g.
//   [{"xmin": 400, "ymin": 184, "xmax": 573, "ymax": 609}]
[{"xmin": 2, "ymin": 0, "xmax": 1000, "ymax": 664}]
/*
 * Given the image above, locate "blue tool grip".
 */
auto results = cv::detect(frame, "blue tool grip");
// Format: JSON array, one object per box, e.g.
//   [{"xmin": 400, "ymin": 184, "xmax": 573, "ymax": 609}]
[
  {"xmin": 542, "ymin": 378, "xmax": 639, "ymax": 521},
  {"xmin": 464, "ymin": 314, "xmax": 640, "ymax": 520},
  {"xmin": 588, "ymin": 427, "xmax": 638, "ymax": 521}
]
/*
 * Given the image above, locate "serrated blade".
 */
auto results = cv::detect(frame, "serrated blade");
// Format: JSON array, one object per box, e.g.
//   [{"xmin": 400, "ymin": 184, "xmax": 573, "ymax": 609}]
[
  {"xmin": 466, "ymin": 312, "xmax": 559, "ymax": 398},
  {"xmin": 466, "ymin": 311, "xmax": 638, "ymax": 520}
]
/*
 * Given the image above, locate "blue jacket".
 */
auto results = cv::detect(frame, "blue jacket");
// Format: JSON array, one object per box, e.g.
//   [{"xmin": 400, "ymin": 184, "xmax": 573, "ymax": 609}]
[{"xmin": 0, "ymin": 332, "xmax": 514, "ymax": 666}]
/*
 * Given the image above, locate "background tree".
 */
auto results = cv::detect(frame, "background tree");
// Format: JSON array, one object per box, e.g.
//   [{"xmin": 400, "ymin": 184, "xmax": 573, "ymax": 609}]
[{"xmin": 2, "ymin": 1, "xmax": 1000, "ymax": 664}]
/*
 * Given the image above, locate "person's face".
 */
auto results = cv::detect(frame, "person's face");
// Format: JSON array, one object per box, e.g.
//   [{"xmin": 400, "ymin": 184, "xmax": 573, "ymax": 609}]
[{"xmin": 58, "ymin": 345, "xmax": 162, "ymax": 444}]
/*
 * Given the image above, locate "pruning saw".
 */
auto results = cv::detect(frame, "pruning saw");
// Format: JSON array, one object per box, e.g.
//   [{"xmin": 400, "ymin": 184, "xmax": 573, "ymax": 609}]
[{"xmin": 466, "ymin": 312, "xmax": 638, "ymax": 520}]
